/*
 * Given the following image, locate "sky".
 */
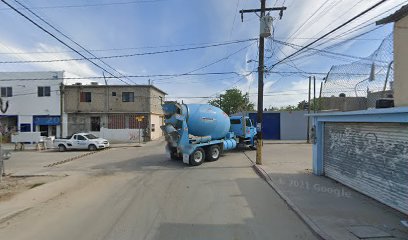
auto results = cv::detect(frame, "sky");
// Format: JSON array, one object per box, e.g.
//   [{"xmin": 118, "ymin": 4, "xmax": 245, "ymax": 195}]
[{"xmin": 0, "ymin": 0, "xmax": 405, "ymax": 108}]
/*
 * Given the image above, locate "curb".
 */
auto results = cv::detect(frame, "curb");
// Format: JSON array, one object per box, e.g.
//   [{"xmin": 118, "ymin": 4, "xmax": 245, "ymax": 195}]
[
  {"xmin": 44, "ymin": 148, "xmax": 110, "ymax": 167},
  {"xmin": 252, "ymin": 164, "xmax": 333, "ymax": 240},
  {"xmin": 0, "ymin": 207, "xmax": 31, "ymax": 224}
]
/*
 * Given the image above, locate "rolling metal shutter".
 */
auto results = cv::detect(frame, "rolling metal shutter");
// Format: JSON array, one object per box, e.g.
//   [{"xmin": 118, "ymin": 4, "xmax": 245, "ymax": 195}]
[{"xmin": 324, "ymin": 122, "xmax": 408, "ymax": 214}]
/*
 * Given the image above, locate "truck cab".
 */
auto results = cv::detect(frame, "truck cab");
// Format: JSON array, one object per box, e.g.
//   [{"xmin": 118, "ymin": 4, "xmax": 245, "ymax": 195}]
[{"xmin": 229, "ymin": 116, "xmax": 257, "ymax": 149}]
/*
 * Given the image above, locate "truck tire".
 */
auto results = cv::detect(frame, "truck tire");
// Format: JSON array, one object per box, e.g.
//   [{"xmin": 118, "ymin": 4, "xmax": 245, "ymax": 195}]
[
  {"xmin": 189, "ymin": 148, "xmax": 205, "ymax": 166},
  {"xmin": 88, "ymin": 144, "xmax": 97, "ymax": 151},
  {"xmin": 249, "ymin": 137, "xmax": 258, "ymax": 150},
  {"xmin": 170, "ymin": 149, "xmax": 182, "ymax": 160},
  {"xmin": 58, "ymin": 144, "xmax": 66, "ymax": 152},
  {"xmin": 167, "ymin": 144, "xmax": 182, "ymax": 160},
  {"xmin": 206, "ymin": 145, "xmax": 220, "ymax": 161}
]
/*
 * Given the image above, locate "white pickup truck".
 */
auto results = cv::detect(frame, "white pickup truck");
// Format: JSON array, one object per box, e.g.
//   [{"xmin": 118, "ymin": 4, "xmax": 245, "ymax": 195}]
[{"xmin": 54, "ymin": 133, "xmax": 110, "ymax": 152}]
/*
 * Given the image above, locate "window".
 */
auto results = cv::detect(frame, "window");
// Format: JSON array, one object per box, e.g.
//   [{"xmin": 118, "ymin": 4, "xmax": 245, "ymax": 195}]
[
  {"xmin": 80, "ymin": 92, "xmax": 92, "ymax": 102},
  {"xmin": 1, "ymin": 87, "xmax": 12, "ymax": 97},
  {"xmin": 77, "ymin": 135, "xmax": 86, "ymax": 141},
  {"xmin": 85, "ymin": 134, "xmax": 98, "ymax": 139},
  {"xmin": 246, "ymin": 118, "xmax": 252, "ymax": 127},
  {"xmin": 230, "ymin": 119, "xmax": 241, "ymax": 125},
  {"xmin": 151, "ymin": 124, "xmax": 155, "ymax": 132},
  {"xmin": 90, "ymin": 117, "xmax": 101, "ymax": 131},
  {"xmin": 38, "ymin": 86, "xmax": 51, "ymax": 97},
  {"xmin": 112, "ymin": 92, "xmax": 116, "ymax": 96},
  {"xmin": 122, "ymin": 92, "xmax": 134, "ymax": 102}
]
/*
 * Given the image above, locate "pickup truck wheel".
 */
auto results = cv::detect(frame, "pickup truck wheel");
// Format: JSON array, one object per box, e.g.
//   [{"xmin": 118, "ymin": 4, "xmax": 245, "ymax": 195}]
[
  {"xmin": 189, "ymin": 148, "xmax": 205, "ymax": 166},
  {"xmin": 206, "ymin": 145, "xmax": 220, "ymax": 161},
  {"xmin": 58, "ymin": 144, "xmax": 66, "ymax": 152},
  {"xmin": 88, "ymin": 144, "xmax": 97, "ymax": 151}
]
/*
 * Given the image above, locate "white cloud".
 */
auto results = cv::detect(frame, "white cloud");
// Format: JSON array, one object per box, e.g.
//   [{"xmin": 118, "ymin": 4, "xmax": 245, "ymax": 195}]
[{"xmin": 0, "ymin": 41, "xmax": 102, "ymax": 84}]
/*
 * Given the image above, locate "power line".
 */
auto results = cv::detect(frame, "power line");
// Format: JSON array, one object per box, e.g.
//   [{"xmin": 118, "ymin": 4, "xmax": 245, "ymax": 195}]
[
  {"xmin": 0, "ymin": 69, "xmax": 377, "ymax": 82},
  {"xmin": 307, "ymin": 0, "xmax": 365, "ymax": 42},
  {"xmin": 0, "ymin": 38, "xmax": 258, "ymax": 55},
  {"xmin": 0, "ymin": 0, "xmax": 166, "ymax": 11},
  {"xmin": 268, "ymin": 0, "xmax": 390, "ymax": 70},
  {"xmin": 285, "ymin": 0, "xmax": 330, "ymax": 41},
  {"xmin": 13, "ymin": 0, "xmax": 134, "ymax": 84},
  {"xmin": 152, "ymin": 42, "xmax": 256, "ymax": 82},
  {"xmin": 0, "ymin": 38, "xmax": 257, "ymax": 64},
  {"xmin": 272, "ymin": 39, "xmax": 387, "ymax": 63},
  {"xmin": 313, "ymin": 0, "xmax": 408, "ymax": 49},
  {"xmin": 1, "ymin": 0, "xmax": 132, "ymax": 85},
  {"xmin": 0, "ymin": 71, "xmax": 255, "ymax": 81}
]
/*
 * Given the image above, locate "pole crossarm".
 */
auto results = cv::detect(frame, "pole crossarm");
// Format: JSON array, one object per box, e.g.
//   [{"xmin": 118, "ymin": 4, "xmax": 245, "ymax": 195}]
[
  {"xmin": 239, "ymin": 7, "xmax": 286, "ymax": 13},
  {"xmin": 240, "ymin": 7, "xmax": 287, "ymax": 21}
]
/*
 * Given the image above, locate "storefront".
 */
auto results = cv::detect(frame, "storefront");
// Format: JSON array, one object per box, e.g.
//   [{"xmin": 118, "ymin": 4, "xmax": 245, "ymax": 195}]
[{"xmin": 33, "ymin": 115, "xmax": 61, "ymax": 137}]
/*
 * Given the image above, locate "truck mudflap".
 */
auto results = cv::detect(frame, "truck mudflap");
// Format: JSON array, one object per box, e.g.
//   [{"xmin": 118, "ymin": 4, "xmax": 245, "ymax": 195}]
[{"xmin": 183, "ymin": 154, "xmax": 189, "ymax": 164}]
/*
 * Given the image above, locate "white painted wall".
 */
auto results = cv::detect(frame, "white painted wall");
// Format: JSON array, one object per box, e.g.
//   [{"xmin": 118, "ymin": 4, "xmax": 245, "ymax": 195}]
[
  {"xmin": 150, "ymin": 114, "xmax": 163, "ymax": 140},
  {"xmin": 0, "ymin": 71, "xmax": 66, "ymax": 136},
  {"xmin": 280, "ymin": 111, "xmax": 308, "ymax": 140},
  {"xmin": 90, "ymin": 127, "xmax": 143, "ymax": 143}
]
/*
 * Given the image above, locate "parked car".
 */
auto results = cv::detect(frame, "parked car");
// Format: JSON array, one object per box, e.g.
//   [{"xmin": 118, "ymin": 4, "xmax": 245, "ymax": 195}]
[{"xmin": 54, "ymin": 133, "xmax": 110, "ymax": 152}]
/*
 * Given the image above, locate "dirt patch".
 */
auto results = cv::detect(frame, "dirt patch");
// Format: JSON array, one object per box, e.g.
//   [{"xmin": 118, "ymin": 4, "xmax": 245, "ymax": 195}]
[{"xmin": 0, "ymin": 176, "xmax": 61, "ymax": 202}]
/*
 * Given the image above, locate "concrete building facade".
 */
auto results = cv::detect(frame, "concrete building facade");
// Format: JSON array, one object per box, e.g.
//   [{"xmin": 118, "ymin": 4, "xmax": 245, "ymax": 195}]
[
  {"xmin": 63, "ymin": 84, "xmax": 165, "ymax": 142},
  {"xmin": 377, "ymin": 4, "xmax": 408, "ymax": 107},
  {"xmin": 0, "ymin": 71, "xmax": 66, "ymax": 140},
  {"xmin": 309, "ymin": 6, "xmax": 408, "ymax": 214}
]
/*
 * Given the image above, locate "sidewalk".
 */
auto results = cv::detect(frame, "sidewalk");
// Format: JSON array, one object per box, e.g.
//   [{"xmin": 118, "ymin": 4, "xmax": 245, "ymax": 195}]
[{"xmin": 247, "ymin": 144, "xmax": 408, "ymax": 240}]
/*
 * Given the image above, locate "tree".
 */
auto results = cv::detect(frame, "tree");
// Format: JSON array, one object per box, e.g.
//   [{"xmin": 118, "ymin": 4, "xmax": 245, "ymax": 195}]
[{"xmin": 208, "ymin": 88, "xmax": 255, "ymax": 115}]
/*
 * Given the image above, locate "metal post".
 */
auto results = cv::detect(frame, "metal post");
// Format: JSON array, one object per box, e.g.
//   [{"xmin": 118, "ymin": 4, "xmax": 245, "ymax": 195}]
[
  {"xmin": 319, "ymin": 82, "xmax": 323, "ymax": 112},
  {"xmin": 307, "ymin": 76, "xmax": 311, "ymax": 143},
  {"xmin": 138, "ymin": 121, "xmax": 141, "ymax": 144},
  {"xmin": 59, "ymin": 83, "xmax": 64, "ymax": 138},
  {"xmin": 313, "ymin": 76, "xmax": 316, "ymax": 113}
]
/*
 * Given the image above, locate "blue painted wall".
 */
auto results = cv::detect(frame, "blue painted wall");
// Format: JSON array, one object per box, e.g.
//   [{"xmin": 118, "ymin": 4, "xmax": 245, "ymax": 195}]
[{"xmin": 249, "ymin": 112, "xmax": 281, "ymax": 140}]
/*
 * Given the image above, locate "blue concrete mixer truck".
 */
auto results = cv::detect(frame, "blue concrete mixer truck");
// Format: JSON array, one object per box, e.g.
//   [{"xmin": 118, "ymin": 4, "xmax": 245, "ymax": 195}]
[{"xmin": 161, "ymin": 102, "xmax": 257, "ymax": 166}]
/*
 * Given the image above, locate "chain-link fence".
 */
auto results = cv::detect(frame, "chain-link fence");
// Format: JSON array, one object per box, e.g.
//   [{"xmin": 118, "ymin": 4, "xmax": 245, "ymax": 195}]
[{"xmin": 320, "ymin": 34, "xmax": 394, "ymax": 112}]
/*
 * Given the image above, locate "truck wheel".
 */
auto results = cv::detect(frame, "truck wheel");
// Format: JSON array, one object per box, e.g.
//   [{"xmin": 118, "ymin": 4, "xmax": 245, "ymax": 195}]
[
  {"xmin": 167, "ymin": 144, "xmax": 182, "ymax": 160},
  {"xmin": 170, "ymin": 150, "xmax": 182, "ymax": 160},
  {"xmin": 189, "ymin": 148, "xmax": 205, "ymax": 166},
  {"xmin": 249, "ymin": 138, "xmax": 258, "ymax": 150},
  {"xmin": 206, "ymin": 145, "xmax": 220, "ymax": 161},
  {"xmin": 58, "ymin": 144, "xmax": 66, "ymax": 152},
  {"xmin": 88, "ymin": 144, "xmax": 97, "ymax": 151}
]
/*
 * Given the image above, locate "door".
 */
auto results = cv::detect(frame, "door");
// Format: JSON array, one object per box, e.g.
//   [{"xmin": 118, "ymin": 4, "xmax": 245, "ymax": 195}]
[
  {"xmin": 73, "ymin": 135, "xmax": 88, "ymax": 149},
  {"xmin": 324, "ymin": 122, "xmax": 408, "ymax": 214}
]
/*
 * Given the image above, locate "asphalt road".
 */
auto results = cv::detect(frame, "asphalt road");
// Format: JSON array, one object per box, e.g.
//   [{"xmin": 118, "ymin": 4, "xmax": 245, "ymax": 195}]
[{"xmin": 0, "ymin": 141, "xmax": 317, "ymax": 240}]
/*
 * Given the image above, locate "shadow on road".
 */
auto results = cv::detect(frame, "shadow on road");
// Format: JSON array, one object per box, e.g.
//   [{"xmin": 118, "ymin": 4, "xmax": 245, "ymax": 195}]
[{"xmin": 153, "ymin": 177, "xmax": 317, "ymax": 240}]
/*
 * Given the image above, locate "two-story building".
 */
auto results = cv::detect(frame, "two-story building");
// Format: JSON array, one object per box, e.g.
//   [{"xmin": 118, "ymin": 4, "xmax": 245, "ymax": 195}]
[
  {"xmin": 63, "ymin": 83, "xmax": 166, "ymax": 142},
  {"xmin": 0, "ymin": 71, "xmax": 66, "ymax": 139}
]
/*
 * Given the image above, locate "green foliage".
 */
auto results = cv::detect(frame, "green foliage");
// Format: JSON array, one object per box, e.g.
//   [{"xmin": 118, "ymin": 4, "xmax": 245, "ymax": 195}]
[
  {"xmin": 208, "ymin": 88, "xmax": 255, "ymax": 115},
  {"xmin": 267, "ymin": 99, "xmax": 321, "ymax": 112}
]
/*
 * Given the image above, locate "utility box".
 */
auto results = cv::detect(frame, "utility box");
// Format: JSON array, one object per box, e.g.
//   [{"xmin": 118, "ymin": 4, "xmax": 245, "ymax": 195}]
[{"xmin": 260, "ymin": 15, "xmax": 273, "ymax": 38}]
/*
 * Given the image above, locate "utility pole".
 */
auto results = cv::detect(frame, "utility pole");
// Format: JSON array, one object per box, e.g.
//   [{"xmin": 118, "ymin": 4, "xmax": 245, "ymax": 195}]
[
  {"xmin": 59, "ymin": 83, "xmax": 64, "ymax": 138},
  {"xmin": 240, "ymin": 2, "xmax": 286, "ymax": 165},
  {"xmin": 307, "ymin": 76, "xmax": 311, "ymax": 143}
]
